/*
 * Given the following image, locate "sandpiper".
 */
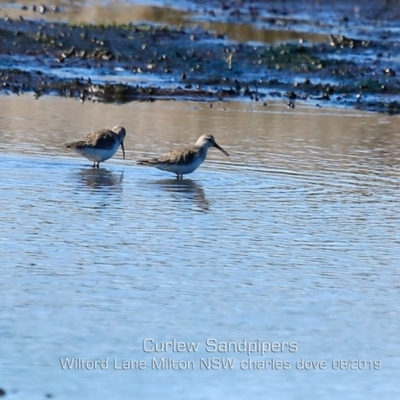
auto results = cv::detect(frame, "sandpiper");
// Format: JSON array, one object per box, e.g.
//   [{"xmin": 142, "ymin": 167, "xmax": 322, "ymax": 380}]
[
  {"xmin": 65, "ymin": 126, "xmax": 126, "ymax": 168},
  {"xmin": 137, "ymin": 134, "xmax": 229, "ymax": 179}
]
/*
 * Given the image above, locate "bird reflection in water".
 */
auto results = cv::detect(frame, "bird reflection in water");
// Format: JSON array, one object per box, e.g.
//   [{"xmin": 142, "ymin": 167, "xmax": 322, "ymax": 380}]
[
  {"xmin": 75, "ymin": 168, "xmax": 124, "ymax": 190},
  {"xmin": 153, "ymin": 178, "xmax": 210, "ymax": 212}
]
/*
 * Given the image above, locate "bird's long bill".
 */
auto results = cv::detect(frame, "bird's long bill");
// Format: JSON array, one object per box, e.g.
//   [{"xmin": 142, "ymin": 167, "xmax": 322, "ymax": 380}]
[
  {"xmin": 121, "ymin": 141, "xmax": 126, "ymax": 159},
  {"xmin": 214, "ymin": 142, "xmax": 229, "ymax": 157}
]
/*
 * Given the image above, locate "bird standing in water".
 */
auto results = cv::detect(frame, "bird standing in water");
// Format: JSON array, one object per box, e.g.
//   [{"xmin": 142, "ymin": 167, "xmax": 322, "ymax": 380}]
[
  {"xmin": 65, "ymin": 126, "xmax": 126, "ymax": 168},
  {"xmin": 137, "ymin": 134, "xmax": 229, "ymax": 179}
]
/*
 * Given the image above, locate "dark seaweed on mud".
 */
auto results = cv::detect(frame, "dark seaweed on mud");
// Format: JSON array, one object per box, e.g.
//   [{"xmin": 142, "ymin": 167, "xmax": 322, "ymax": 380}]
[{"xmin": 1, "ymin": 16, "xmax": 400, "ymax": 114}]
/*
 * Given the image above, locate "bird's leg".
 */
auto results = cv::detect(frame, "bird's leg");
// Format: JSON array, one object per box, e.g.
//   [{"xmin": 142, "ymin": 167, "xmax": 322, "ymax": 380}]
[
  {"xmin": 96, "ymin": 162, "xmax": 100, "ymax": 169},
  {"xmin": 92, "ymin": 162, "xmax": 96, "ymax": 168}
]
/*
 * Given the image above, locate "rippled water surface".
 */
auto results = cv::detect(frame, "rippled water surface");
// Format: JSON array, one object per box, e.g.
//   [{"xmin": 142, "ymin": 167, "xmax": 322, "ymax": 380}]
[{"xmin": 1, "ymin": 96, "xmax": 400, "ymax": 399}]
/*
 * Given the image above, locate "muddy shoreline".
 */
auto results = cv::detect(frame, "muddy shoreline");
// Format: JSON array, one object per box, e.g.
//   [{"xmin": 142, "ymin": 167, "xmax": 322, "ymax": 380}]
[{"xmin": 1, "ymin": 1, "xmax": 400, "ymax": 114}]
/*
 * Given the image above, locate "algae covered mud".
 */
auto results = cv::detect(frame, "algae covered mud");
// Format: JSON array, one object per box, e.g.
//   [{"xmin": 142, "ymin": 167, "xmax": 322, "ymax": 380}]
[{"xmin": 1, "ymin": 0, "xmax": 400, "ymax": 113}]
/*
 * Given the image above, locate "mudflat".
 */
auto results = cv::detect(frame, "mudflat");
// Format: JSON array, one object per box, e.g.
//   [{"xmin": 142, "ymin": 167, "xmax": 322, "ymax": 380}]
[{"xmin": 1, "ymin": 0, "xmax": 399, "ymax": 114}]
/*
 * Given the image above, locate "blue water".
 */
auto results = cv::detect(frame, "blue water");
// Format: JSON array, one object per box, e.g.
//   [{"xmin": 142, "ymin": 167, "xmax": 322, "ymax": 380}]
[{"xmin": 1, "ymin": 96, "xmax": 399, "ymax": 399}]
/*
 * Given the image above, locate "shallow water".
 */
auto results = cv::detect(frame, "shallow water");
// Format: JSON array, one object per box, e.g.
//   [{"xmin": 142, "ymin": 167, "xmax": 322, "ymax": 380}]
[
  {"xmin": 0, "ymin": 0, "xmax": 330, "ymax": 44},
  {"xmin": 1, "ymin": 95, "xmax": 400, "ymax": 399},
  {"xmin": 1, "ymin": 0, "xmax": 395, "ymax": 43}
]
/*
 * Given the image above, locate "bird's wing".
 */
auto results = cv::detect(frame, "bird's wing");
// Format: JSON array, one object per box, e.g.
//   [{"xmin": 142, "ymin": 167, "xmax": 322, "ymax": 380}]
[
  {"xmin": 81, "ymin": 129, "xmax": 116, "ymax": 149},
  {"xmin": 157, "ymin": 146, "xmax": 200, "ymax": 165}
]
